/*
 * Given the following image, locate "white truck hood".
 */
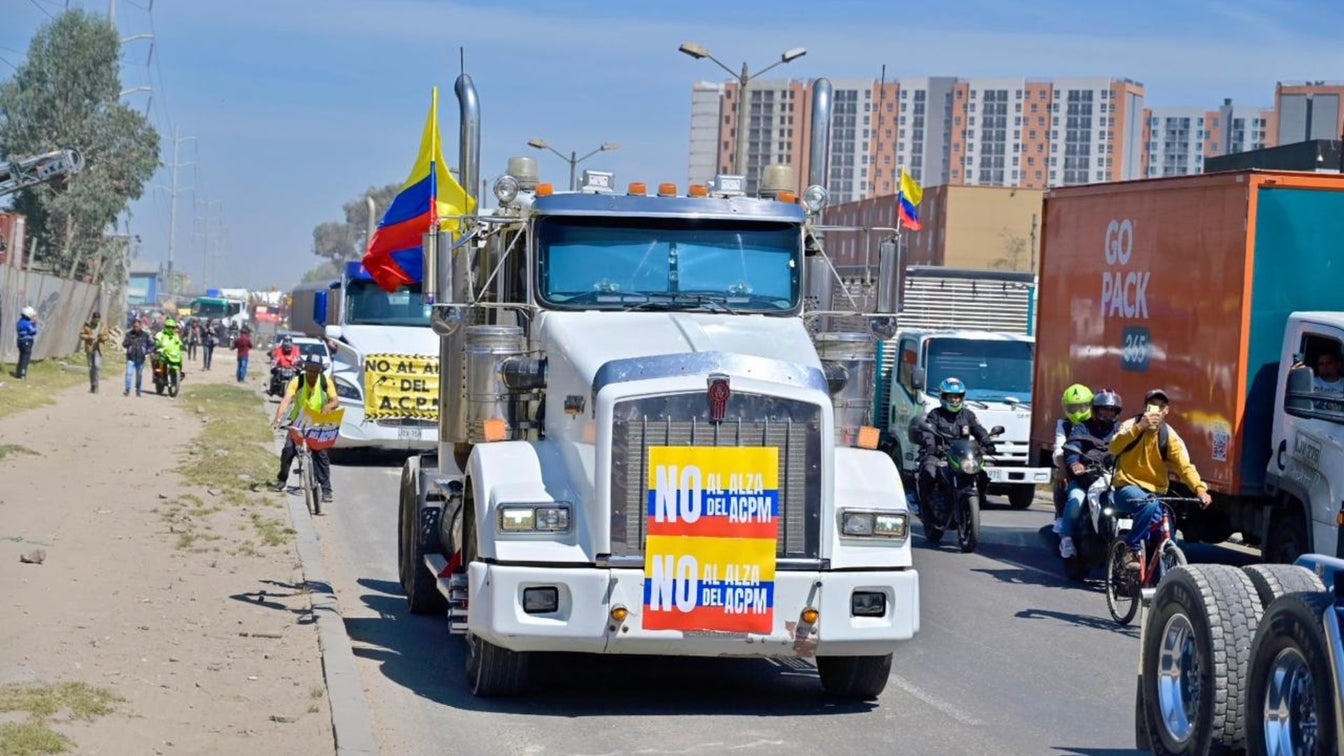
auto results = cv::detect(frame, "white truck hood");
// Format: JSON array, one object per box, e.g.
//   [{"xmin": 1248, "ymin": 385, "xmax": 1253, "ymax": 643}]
[
  {"xmin": 536, "ymin": 311, "xmax": 822, "ymax": 388},
  {"xmin": 332, "ymin": 324, "xmax": 438, "ymax": 356}
]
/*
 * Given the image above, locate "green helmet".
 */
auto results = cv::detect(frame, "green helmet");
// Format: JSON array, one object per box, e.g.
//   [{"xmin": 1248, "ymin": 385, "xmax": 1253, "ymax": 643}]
[
  {"xmin": 1062, "ymin": 383, "xmax": 1094, "ymax": 424},
  {"xmin": 164, "ymin": 318, "xmax": 178, "ymax": 330}
]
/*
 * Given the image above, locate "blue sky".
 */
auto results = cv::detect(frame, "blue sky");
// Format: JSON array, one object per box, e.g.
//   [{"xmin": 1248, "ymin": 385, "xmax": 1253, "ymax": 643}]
[{"xmin": 3, "ymin": 0, "xmax": 1342, "ymax": 289}]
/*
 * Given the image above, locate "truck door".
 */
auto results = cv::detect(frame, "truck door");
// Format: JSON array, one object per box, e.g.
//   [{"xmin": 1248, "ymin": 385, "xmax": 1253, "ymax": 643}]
[
  {"xmin": 890, "ymin": 336, "xmax": 920, "ymax": 470},
  {"xmin": 1271, "ymin": 323, "xmax": 1344, "ymax": 557}
]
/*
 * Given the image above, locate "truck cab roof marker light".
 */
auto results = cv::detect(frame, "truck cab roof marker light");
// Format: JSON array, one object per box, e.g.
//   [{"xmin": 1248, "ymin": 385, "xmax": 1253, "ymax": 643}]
[
  {"xmin": 778, "ymin": 190, "xmax": 798, "ymax": 204},
  {"xmin": 657, "ymin": 182, "xmax": 678, "ymax": 197},
  {"xmin": 535, "ymin": 183, "xmax": 554, "ymax": 197},
  {"xmin": 628, "ymin": 182, "xmax": 647, "ymax": 196},
  {"xmin": 688, "ymin": 184, "xmax": 709, "ymax": 197}
]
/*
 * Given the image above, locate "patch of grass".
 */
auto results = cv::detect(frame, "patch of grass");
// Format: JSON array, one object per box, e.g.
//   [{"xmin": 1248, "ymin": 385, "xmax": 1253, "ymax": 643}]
[
  {"xmin": 0, "ymin": 681, "xmax": 122, "ymax": 755},
  {"xmin": 306, "ymin": 703, "xmax": 321, "ymax": 715},
  {"xmin": 0, "ymin": 355, "xmax": 113, "ymax": 421},
  {"xmin": 0, "ymin": 444, "xmax": 39, "ymax": 461},
  {"xmin": 250, "ymin": 512, "xmax": 294, "ymax": 548},
  {"xmin": 309, "ymin": 685, "xmax": 324, "ymax": 700},
  {"xmin": 0, "ymin": 720, "xmax": 70, "ymax": 755},
  {"xmin": 176, "ymin": 385, "xmax": 277, "ymax": 492}
]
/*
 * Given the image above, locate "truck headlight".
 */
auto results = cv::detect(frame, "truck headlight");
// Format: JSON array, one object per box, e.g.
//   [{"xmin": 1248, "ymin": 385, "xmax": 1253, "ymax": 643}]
[
  {"xmin": 334, "ymin": 378, "xmax": 361, "ymax": 400},
  {"xmin": 498, "ymin": 504, "xmax": 571, "ymax": 533},
  {"xmin": 840, "ymin": 510, "xmax": 908, "ymax": 539}
]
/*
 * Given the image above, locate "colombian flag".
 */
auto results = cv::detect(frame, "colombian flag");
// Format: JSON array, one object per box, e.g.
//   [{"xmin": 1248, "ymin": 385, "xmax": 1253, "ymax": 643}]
[
  {"xmin": 361, "ymin": 87, "xmax": 476, "ymax": 292},
  {"xmin": 897, "ymin": 169, "xmax": 923, "ymax": 231}
]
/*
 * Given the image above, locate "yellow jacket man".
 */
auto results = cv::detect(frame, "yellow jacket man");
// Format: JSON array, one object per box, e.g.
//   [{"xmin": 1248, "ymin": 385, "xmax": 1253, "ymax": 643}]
[
  {"xmin": 271, "ymin": 354, "xmax": 340, "ymax": 503},
  {"xmin": 1107, "ymin": 389, "xmax": 1212, "ymax": 569}
]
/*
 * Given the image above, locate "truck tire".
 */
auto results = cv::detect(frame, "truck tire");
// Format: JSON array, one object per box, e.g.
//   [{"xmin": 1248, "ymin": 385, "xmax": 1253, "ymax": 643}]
[
  {"xmin": 1266, "ymin": 512, "xmax": 1310, "ymax": 565},
  {"xmin": 1007, "ymin": 485, "xmax": 1036, "ymax": 510},
  {"xmin": 816, "ymin": 653, "xmax": 892, "ymax": 700},
  {"xmin": 461, "ymin": 507, "xmax": 529, "ymax": 697},
  {"xmin": 1245, "ymin": 591, "xmax": 1336, "ymax": 756},
  {"xmin": 1140, "ymin": 565, "xmax": 1263, "ymax": 754},
  {"xmin": 1242, "ymin": 564, "xmax": 1324, "ymax": 609},
  {"xmin": 398, "ymin": 455, "xmax": 446, "ymax": 615}
]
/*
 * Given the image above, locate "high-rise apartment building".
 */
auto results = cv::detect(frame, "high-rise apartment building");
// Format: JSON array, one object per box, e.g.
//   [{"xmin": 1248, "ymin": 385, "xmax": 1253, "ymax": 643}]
[
  {"xmin": 688, "ymin": 75, "xmax": 1148, "ymax": 195},
  {"xmin": 1275, "ymin": 82, "xmax": 1344, "ymax": 144},
  {"xmin": 1141, "ymin": 99, "xmax": 1276, "ymax": 178}
]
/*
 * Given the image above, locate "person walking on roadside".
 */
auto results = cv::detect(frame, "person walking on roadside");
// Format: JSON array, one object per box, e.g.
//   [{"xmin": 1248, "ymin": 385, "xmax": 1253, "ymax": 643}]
[
  {"xmin": 201, "ymin": 318, "xmax": 217, "ymax": 371},
  {"xmin": 122, "ymin": 318, "xmax": 153, "ymax": 396},
  {"xmin": 232, "ymin": 325, "xmax": 253, "ymax": 383},
  {"xmin": 185, "ymin": 320, "xmax": 201, "ymax": 361},
  {"xmin": 15, "ymin": 305, "xmax": 38, "ymax": 379},
  {"xmin": 79, "ymin": 311, "xmax": 112, "ymax": 393}
]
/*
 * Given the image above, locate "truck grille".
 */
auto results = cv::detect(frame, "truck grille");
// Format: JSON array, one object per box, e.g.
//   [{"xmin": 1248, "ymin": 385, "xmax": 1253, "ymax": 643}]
[{"xmin": 609, "ymin": 392, "xmax": 823, "ymax": 560}]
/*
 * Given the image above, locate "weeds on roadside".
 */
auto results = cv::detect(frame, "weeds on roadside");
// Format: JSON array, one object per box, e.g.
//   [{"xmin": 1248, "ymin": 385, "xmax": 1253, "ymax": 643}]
[
  {"xmin": 0, "ymin": 443, "xmax": 39, "ymax": 461},
  {"xmin": 0, "ymin": 356, "xmax": 115, "ymax": 421},
  {"xmin": 0, "ymin": 681, "xmax": 122, "ymax": 755},
  {"xmin": 176, "ymin": 385, "xmax": 276, "ymax": 492}
]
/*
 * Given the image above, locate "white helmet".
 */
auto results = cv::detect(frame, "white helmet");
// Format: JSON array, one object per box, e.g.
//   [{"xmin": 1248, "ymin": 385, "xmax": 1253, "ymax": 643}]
[{"xmin": 21, "ymin": 306, "xmax": 36, "ymax": 318}]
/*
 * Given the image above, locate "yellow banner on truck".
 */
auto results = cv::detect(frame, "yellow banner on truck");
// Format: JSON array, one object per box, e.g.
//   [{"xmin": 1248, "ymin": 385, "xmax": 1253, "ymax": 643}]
[{"xmin": 362, "ymin": 353, "xmax": 439, "ymax": 420}]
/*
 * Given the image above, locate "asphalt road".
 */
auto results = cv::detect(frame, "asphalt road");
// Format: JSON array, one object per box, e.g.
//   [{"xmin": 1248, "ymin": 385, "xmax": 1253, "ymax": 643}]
[{"xmin": 312, "ymin": 454, "xmax": 1255, "ymax": 756}]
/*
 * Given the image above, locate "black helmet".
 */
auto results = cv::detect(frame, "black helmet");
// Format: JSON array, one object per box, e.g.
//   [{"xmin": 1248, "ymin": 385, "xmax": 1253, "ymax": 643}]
[
  {"xmin": 302, "ymin": 353, "xmax": 325, "ymax": 370},
  {"xmin": 1092, "ymin": 388, "xmax": 1122, "ymax": 413}
]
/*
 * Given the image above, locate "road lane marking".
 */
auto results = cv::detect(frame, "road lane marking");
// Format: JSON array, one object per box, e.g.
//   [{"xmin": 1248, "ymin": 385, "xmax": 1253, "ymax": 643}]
[{"xmin": 888, "ymin": 673, "xmax": 985, "ymax": 726}]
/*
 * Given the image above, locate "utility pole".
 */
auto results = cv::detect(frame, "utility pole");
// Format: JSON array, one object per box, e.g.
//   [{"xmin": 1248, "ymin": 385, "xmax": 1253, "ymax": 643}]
[{"xmin": 165, "ymin": 125, "xmax": 196, "ymax": 298}]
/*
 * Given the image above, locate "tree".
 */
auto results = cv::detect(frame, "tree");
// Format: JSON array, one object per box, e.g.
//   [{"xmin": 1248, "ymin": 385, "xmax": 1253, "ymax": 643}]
[
  {"xmin": 300, "ymin": 260, "xmax": 343, "ymax": 284},
  {"xmin": 311, "ymin": 183, "xmax": 401, "ymax": 264},
  {"xmin": 0, "ymin": 10, "xmax": 160, "ymax": 279}
]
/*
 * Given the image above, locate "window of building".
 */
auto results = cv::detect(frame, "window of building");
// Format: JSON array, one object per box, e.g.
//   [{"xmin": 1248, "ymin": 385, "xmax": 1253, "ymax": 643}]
[
  {"xmin": 1035, "ymin": 170, "xmax": 1043, "ymax": 179},
  {"xmin": 957, "ymin": 90, "xmax": 964, "ymax": 99}
]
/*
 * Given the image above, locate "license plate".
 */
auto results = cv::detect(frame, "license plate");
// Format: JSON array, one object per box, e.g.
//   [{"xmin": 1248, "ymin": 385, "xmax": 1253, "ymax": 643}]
[
  {"xmin": 1117, "ymin": 518, "xmax": 1134, "ymax": 531},
  {"xmin": 397, "ymin": 427, "xmax": 421, "ymax": 440},
  {"xmin": 985, "ymin": 468, "xmax": 1006, "ymax": 482}
]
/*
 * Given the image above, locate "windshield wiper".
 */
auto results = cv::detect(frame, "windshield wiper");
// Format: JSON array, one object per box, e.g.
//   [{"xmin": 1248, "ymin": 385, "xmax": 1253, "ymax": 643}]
[{"xmin": 622, "ymin": 293, "xmax": 738, "ymax": 315}]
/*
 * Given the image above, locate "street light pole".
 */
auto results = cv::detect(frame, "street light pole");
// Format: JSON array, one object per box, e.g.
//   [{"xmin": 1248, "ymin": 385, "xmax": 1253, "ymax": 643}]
[
  {"xmin": 527, "ymin": 140, "xmax": 621, "ymax": 191},
  {"xmin": 678, "ymin": 43, "xmax": 807, "ymax": 190}
]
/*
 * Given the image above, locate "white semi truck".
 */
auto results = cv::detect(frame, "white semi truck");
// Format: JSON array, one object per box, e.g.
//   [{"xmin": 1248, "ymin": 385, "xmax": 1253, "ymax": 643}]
[
  {"xmin": 290, "ymin": 262, "xmax": 439, "ymax": 450},
  {"xmin": 396, "ymin": 74, "xmax": 919, "ymax": 699}
]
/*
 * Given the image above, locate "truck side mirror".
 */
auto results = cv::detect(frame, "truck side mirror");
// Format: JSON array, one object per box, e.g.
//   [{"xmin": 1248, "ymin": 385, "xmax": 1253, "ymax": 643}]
[
  {"xmin": 313, "ymin": 291, "xmax": 328, "ymax": 326},
  {"xmin": 1285, "ymin": 363, "xmax": 1315, "ymax": 415},
  {"xmin": 911, "ymin": 367, "xmax": 925, "ymax": 390}
]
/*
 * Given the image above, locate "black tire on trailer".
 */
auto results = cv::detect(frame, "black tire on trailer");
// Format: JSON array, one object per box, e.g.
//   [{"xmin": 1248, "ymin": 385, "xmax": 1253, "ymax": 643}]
[
  {"xmin": 1245, "ymin": 591, "xmax": 1337, "ymax": 756},
  {"xmin": 817, "ymin": 653, "xmax": 893, "ymax": 700},
  {"xmin": 1242, "ymin": 563, "xmax": 1325, "ymax": 609},
  {"xmin": 1140, "ymin": 564, "xmax": 1264, "ymax": 754},
  {"xmin": 1007, "ymin": 484, "xmax": 1036, "ymax": 510},
  {"xmin": 398, "ymin": 454, "xmax": 446, "ymax": 615}
]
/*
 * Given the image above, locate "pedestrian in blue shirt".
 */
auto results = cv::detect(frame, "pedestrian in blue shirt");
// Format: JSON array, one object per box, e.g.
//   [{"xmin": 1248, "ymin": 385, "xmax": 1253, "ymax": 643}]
[{"xmin": 15, "ymin": 305, "xmax": 38, "ymax": 379}]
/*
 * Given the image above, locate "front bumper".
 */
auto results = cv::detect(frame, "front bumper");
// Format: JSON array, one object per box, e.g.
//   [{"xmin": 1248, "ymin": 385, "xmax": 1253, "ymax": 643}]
[
  {"xmin": 984, "ymin": 464, "xmax": 1052, "ymax": 486},
  {"xmin": 467, "ymin": 563, "xmax": 919, "ymax": 657},
  {"xmin": 334, "ymin": 399, "xmax": 436, "ymax": 450}
]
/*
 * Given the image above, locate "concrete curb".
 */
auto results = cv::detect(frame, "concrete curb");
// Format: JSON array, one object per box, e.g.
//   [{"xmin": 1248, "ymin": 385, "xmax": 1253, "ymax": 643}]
[{"xmin": 286, "ymin": 491, "xmax": 379, "ymax": 756}]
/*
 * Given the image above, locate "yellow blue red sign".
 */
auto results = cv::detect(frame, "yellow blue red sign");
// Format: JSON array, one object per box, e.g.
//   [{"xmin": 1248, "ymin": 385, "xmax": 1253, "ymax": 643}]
[{"xmin": 642, "ymin": 446, "xmax": 779, "ymax": 633}]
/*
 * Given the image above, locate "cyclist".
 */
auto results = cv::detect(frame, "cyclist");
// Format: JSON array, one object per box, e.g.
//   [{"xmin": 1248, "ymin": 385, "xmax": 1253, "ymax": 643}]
[
  {"xmin": 1058, "ymin": 389, "xmax": 1122, "ymax": 557},
  {"xmin": 1052, "ymin": 383, "xmax": 1094, "ymax": 534},
  {"xmin": 1108, "ymin": 388, "xmax": 1212, "ymax": 570},
  {"xmin": 272, "ymin": 353, "xmax": 339, "ymax": 503}
]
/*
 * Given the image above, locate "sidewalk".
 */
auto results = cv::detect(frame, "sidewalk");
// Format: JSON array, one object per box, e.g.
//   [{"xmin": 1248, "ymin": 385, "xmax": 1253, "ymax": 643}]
[{"xmin": 0, "ymin": 353, "xmax": 334, "ymax": 754}]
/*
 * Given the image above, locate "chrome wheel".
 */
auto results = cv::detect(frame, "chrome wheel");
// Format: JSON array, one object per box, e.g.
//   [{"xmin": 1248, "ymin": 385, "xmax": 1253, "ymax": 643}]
[
  {"xmin": 1157, "ymin": 613, "xmax": 1200, "ymax": 745},
  {"xmin": 1263, "ymin": 647, "xmax": 1318, "ymax": 755}
]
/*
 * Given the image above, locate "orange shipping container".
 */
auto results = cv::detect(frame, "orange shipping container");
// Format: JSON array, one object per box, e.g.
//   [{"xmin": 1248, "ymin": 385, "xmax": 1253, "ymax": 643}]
[{"xmin": 1031, "ymin": 170, "xmax": 1344, "ymax": 497}]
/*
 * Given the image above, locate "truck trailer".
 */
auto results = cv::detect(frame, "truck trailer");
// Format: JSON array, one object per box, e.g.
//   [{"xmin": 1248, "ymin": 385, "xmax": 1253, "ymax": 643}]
[
  {"xmin": 397, "ymin": 74, "xmax": 919, "ymax": 699},
  {"xmin": 1031, "ymin": 170, "xmax": 1344, "ymax": 563}
]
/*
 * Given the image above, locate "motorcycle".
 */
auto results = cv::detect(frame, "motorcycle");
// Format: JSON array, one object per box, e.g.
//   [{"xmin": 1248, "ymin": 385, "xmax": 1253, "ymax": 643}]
[
  {"xmin": 911, "ymin": 422, "xmax": 1005, "ymax": 553},
  {"xmin": 268, "ymin": 365, "xmax": 297, "ymax": 398},
  {"xmin": 1049, "ymin": 439, "xmax": 1122, "ymax": 582},
  {"xmin": 150, "ymin": 350, "xmax": 182, "ymax": 397}
]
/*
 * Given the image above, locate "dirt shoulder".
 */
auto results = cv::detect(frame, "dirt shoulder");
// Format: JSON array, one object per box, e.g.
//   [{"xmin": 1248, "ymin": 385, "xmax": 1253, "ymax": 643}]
[{"xmin": 0, "ymin": 352, "xmax": 334, "ymax": 755}]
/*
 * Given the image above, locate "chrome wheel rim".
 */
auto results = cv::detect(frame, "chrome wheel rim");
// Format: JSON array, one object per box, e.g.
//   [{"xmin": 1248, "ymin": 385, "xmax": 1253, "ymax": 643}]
[
  {"xmin": 1263, "ymin": 647, "xmax": 1317, "ymax": 755},
  {"xmin": 1157, "ymin": 613, "xmax": 1199, "ymax": 744}
]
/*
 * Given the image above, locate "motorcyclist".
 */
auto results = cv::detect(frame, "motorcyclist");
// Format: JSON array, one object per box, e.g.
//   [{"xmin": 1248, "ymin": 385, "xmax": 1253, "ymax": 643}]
[
  {"xmin": 916, "ymin": 377, "xmax": 996, "ymax": 516},
  {"xmin": 153, "ymin": 319, "xmax": 185, "ymax": 391},
  {"xmin": 272, "ymin": 353, "xmax": 339, "ymax": 503},
  {"xmin": 1052, "ymin": 383, "xmax": 1094, "ymax": 534},
  {"xmin": 1057, "ymin": 389, "xmax": 1123, "ymax": 558},
  {"xmin": 269, "ymin": 336, "xmax": 302, "ymax": 394},
  {"xmin": 1108, "ymin": 388, "xmax": 1212, "ymax": 570}
]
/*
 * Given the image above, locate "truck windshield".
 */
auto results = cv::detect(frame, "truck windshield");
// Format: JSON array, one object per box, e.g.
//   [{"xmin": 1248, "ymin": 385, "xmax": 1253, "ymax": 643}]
[
  {"xmin": 926, "ymin": 338, "xmax": 1034, "ymax": 402},
  {"xmin": 191, "ymin": 298, "xmax": 241, "ymax": 319},
  {"xmin": 536, "ymin": 216, "xmax": 801, "ymax": 312},
  {"xmin": 345, "ymin": 280, "xmax": 431, "ymax": 326}
]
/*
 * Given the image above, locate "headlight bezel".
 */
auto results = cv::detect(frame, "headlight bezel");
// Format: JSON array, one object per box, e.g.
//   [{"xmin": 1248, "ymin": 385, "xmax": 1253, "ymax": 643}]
[
  {"xmin": 838, "ymin": 509, "xmax": 909, "ymax": 540},
  {"xmin": 497, "ymin": 503, "xmax": 572, "ymax": 534},
  {"xmin": 959, "ymin": 458, "xmax": 981, "ymax": 475}
]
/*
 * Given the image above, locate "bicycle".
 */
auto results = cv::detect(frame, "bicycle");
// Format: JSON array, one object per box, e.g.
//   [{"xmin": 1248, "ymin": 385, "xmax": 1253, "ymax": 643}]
[
  {"xmin": 285, "ymin": 423, "xmax": 323, "ymax": 516},
  {"xmin": 1104, "ymin": 495, "xmax": 1201, "ymax": 625}
]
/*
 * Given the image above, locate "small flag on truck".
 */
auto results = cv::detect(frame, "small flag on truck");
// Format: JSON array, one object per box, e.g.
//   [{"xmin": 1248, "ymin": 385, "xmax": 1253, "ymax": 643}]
[{"xmin": 361, "ymin": 86, "xmax": 476, "ymax": 292}]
